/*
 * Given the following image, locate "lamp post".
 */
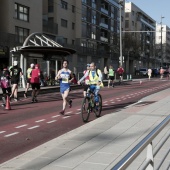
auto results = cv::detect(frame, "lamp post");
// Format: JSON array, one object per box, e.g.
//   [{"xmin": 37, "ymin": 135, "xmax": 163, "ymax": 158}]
[
  {"xmin": 161, "ymin": 16, "xmax": 165, "ymax": 66},
  {"xmin": 119, "ymin": 0, "xmax": 123, "ymax": 66}
]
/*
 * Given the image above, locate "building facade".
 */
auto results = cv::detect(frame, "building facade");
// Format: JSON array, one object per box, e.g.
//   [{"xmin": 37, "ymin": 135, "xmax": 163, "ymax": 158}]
[
  {"xmin": 125, "ymin": 2, "xmax": 157, "ymax": 73},
  {"xmin": 43, "ymin": 0, "xmax": 125, "ymax": 74},
  {"xmin": 156, "ymin": 24, "xmax": 170, "ymax": 66}
]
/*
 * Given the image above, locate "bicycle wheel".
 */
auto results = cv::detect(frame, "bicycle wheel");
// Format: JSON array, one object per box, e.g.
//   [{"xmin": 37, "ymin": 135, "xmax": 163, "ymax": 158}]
[
  {"xmin": 81, "ymin": 97, "xmax": 90, "ymax": 122},
  {"xmin": 94, "ymin": 94, "xmax": 102, "ymax": 118}
]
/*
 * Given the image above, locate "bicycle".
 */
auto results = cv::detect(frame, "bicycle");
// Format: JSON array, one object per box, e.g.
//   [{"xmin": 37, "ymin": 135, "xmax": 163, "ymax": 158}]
[{"xmin": 81, "ymin": 87, "xmax": 102, "ymax": 122}]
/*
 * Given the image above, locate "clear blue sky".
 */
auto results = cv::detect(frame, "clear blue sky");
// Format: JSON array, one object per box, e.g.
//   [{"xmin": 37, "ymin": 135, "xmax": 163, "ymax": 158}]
[{"xmin": 129, "ymin": 0, "xmax": 170, "ymax": 26}]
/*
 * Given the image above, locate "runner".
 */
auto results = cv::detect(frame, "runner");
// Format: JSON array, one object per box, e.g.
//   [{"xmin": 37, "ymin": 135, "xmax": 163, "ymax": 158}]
[
  {"xmin": 108, "ymin": 65, "xmax": 115, "ymax": 88},
  {"xmin": 0, "ymin": 64, "xmax": 11, "ymax": 107},
  {"xmin": 30, "ymin": 64, "xmax": 41, "ymax": 103},
  {"xmin": 9, "ymin": 61, "xmax": 23, "ymax": 101},
  {"xmin": 160, "ymin": 67, "xmax": 164, "ymax": 79},
  {"xmin": 55, "ymin": 60, "xmax": 74, "ymax": 115},
  {"xmin": 24, "ymin": 63, "xmax": 34, "ymax": 98},
  {"xmin": 147, "ymin": 68, "xmax": 152, "ymax": 80},
  {"xmin": 78, "ymin": 62, "xmax": 103, "ymax": 107},
  {"xmin": 117, "ymin": 65, "xmax": 124, "ymax": 85},
  {"xmin": 83, "ymin": 64, "xmax": 90, "ymax": 97}
]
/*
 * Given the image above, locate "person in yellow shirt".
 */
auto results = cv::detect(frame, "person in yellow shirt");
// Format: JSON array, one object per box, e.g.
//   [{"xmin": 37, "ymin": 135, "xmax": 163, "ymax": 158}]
[
  {"xmin": 24, "ymin": 63, "xmax": 34, "ymax": 98},
  {"xmin": 78, "ymin": 62, "xmax": 102, "ymax": 105}
]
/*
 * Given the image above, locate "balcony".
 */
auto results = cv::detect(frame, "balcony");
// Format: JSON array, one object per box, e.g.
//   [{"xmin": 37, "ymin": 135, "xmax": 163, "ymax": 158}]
[
  {"xmin": 101, "ymin": 7, "xmax": 108, "ymax": 15},
  {"xmin": 100, "ymin": 36, "xmax": 108, "ymax": 42},
  {"xmin": 100, "ymin": 22, "xmax": 109, "ymax": 29}
]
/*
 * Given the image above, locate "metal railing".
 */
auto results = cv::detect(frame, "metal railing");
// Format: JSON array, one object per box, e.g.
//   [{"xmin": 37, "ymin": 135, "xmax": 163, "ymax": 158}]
[{"xmin": 111, "ymin": 115, "xmax": 170, "ymax": 170}]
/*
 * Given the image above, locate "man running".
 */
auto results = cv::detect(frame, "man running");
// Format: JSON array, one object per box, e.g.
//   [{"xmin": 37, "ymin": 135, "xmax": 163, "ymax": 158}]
[
  {"xmin": 78, "ymin": 62, "xmax": 103, "ymax": 107},
  {"xmin": 55, "ymin": 60, "xmax": 74, "ymax": 115},
  {"xmin": 117, "ymin": 65, "xmax": 124, "ymax": 85},
  {"xmin": 24, "ymin": 63, "xmax": 34, "ymax": 98},
  {"xmin": 108, "ymin": 65, "xmax": 115, "ymax": 88},
  {"xmin": 10, "ymin": 61, "xmax": 23, "ymax": 101}
]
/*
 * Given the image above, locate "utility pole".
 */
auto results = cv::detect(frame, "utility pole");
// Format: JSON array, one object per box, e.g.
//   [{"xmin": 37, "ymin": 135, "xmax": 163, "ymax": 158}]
[
  {"xmin": 161, "ymin": 16, "xmax": 165, "ymax": 66},
  {"xmin": 119, "ymin": 0, "xmax": 123, "ymax": 66}
]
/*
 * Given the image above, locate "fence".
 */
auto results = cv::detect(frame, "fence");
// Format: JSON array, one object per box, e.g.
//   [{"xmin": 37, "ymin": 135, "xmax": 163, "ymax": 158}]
[{"xmin": 111, "ymin": 115, "xmax": 170, "ymax": 170}]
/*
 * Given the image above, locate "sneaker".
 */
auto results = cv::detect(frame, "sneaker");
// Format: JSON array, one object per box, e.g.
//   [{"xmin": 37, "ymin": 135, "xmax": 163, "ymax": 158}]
[
  {"xmin": 69, "ymin": 99, "xmax": 72, "ymax": 108},
  {"xmin": 24, "ymin": 93, "xmax": 27, "ymax": 98},
  {"xmin": 1, "ymin": 104, "xmax": 5, "ymax": 107},
  {"xmin": 60, "ymin": 110, "xmax": 65, "ymax": 115},
  {"xmin": 14, "ymin": 98, "xmax": 18, "ymax": 102}
]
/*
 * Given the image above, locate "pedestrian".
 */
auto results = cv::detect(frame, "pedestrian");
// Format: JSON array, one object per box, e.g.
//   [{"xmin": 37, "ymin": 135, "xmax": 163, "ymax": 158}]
[
  {"xmin": 0, "ymin": 64, "xmax": 11, "ymax": 107},
  {"xmin": 108, "ymin": 65, "xmax": 115, "ymax": 88},
  {"xmin": 117, "ymin": 65, "xmax": 124, "ymax": 85},
  {"xmin": 24, "ymin": 63, "xmax": 34, "ymax": 98},
  {"xmin": 55, "ymin": 60, "xmax": 74, "ymax": 115},
  {"xmin": 104, "ymin": 66, "xmax": 108, "ymax": 80},
  {"xmin": 72, "ymin": 73, "xmax": 77, "ymax": 84},
  {"xmin": 147, "ymin": 68, "xmax": 152, "ymax": 80},
  {"xmin": 9, "ymin": 61, "xmax": 23, "ymax": 101},
  {"xmin": 30, "ymin": 64, "xmax": 41, "ymax": 103},
  {"xmin": 83, "ymin": 64, "xmax": 90, "ymax": 97},
  {"xmin": 160, "ymin": 67, "xmax": 164, "ymax": 79}
]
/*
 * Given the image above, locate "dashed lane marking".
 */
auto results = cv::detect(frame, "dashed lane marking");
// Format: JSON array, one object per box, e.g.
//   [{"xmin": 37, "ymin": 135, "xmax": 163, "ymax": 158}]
[
  {"xmin": 77, "ymin": 109, "xmax": 81, "ymax": 110},
  {"xmin": 103, "ymin": 101, "xmax": 108, "ymax": 103},
  {"xmin": 35, "ymin": 119, "xmax": 45, "ymax": 123},
  {"xmin": 15, "ymin": 124, "xmax": 28, "ymax": 128},
  {"xmin": 47, "ymin": 120, "xmax": 57, "ymax": 124},
  {"xmin": 0, "ymin": 131, "xmax": 6, "ymax": 134},
  {"xmin": 75, "ymin": 112, "xmax": 81, "ymax": 114},
  {"xmin": 65, "ymin": 111, "xmax": 73, "ymax": 114},
  {"xmin": 28, "ymin": 125, "xmax": 40, "ymax": 130},
  {"xmin": 63, "ymin": 116, "xmax": 71, "ymax": 119},
  {"xmin": 4, "ymin": 132, "xmax": 19, "ymax": 137},
  {"xmin": 51, "ymin": 115, "xmax": 60, "ymax": 118}
]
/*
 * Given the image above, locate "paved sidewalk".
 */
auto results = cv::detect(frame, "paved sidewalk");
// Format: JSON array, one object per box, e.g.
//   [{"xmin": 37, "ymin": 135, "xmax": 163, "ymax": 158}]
[{"xmin": 0, "ymin": 87, "xmax": 169, "ymax": 169}]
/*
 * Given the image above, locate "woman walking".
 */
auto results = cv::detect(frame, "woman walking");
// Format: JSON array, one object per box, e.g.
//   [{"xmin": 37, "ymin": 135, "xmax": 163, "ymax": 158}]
[{"xmin": 56, "ymin": 60, "xmax": 74, "ymax": 115}]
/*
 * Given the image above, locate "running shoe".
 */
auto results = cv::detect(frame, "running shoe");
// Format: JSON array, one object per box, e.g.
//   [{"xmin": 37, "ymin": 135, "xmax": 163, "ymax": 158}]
[
  {"xmin": 14, "ymin": 98, "xmax": 18, "ymax": 101},
  {"xmin": 24, "ymin": 93, "xmax": 27, "ymax": 98},
  {"xmin": 69, "ymin": 99, "xmax": 72, "ymax": 108},
  {"xmin": 60, "ymin": 110, "xmax": 65, "ymax": 115}
]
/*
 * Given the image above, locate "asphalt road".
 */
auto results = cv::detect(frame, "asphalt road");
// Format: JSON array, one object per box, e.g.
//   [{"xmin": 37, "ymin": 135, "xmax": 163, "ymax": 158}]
[{"xmin": 0, "ymin": 79, "xmax": 170, "ymax": 163}]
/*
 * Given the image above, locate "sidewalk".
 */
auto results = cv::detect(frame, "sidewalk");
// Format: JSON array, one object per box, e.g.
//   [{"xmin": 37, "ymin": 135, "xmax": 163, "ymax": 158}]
[{"xmin": 0, "ymin": 86, "xmax": 169, "ymax": 169}]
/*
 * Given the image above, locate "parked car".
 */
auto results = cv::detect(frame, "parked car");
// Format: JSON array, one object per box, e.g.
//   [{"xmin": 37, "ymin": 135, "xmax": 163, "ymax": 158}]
[{"xmin": 139, "ymin": 68, "xmax": 148, "ymax": 76}]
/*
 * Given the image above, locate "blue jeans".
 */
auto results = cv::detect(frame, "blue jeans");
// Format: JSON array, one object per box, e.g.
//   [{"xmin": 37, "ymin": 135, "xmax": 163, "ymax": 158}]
[{"xmin": 89, "ymin": 85, "xmax": 100, "ymax": 102}]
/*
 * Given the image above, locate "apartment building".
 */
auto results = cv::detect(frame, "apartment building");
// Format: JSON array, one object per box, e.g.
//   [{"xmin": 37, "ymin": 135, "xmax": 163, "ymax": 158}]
[
  {"xmin": 156, "ymin": 24, "xmax": 170, "ymax": 66},
  {"xmin": 125, "ymin": 2, "xmax": 156, "ymax": 73},
  {"xmin": 0, "ymin": 0, "xmax": 42, "ymax": 69},
  {"xmin": 43, "ymin": 0, "xmax": 125, "ymax": 73}
]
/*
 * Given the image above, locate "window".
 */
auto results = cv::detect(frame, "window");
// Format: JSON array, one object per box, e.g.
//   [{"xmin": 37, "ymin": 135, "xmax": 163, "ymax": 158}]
[
  {"xmin": 61, "ymin": 19, "xmax": 67, "ymax": 27},
  {"xmin": 15, "ymin": 26, "xmax": 29, "ymax": 43},
  {"xmin": 125, "ymin": 20, "xmax": 129, "ymax": 28},
  {"xmin": 72, "ymin": 22, "xmax": 75, "ymax": 30},
  {"xmin": 72, "ymin": 40, "xmax": 75, "ymax": 45},
  {"xmin": 61, "ymin": 0, "xmax": 67, "ymax": 10},
  {"xmin": 132, "ymin": 21, "xmax": 134, "ymax": 26},
  {"xmin": 48, "ymin": 0, "xmax": 54, "ymax": 13},
  {"xmin": 132, "ymin": 10, "xmax": 134, "ymax": 16},
  {"xmin": 82, "ymin": 0, "xmax": 87, "ymax": 4},
  {"xmin": 63, "ymin": 38, "xmax": 67, "ymax": 44},
  {"xmin": 15, "ymin": 3, "xmax": 29, "ymax": 22},
  {"xmin": 72, "ymin": 5, "xmax": 75, "ymax": 13}
]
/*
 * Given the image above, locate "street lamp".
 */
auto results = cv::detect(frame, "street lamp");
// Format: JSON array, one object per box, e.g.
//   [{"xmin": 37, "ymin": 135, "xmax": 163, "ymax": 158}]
[
  {"xmin": 160, "ymin": 15, "xmax": 165, "ymax": 66},
  {"xmin": 119, "ymin": 0, "xmax": 123, "ymax": 66}
]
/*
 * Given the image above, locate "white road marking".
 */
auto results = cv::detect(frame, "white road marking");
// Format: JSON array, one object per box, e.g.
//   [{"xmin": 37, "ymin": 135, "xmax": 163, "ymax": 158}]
[
  {"xmin": 0, "ymin": 131, "xmax": 6, "ymax": 134},
  {"xmin": 125, "ymin": 100, "xmax": 142, "ymax": 108},
  {"xmin": 104, "ymin": 104, "xmax": 108, "ymax": 105},
  {"xmin": 77, "ymin": 109, "xmax": 81, "ymax": 110},
  {"xmin": 75, "ymin": 112, "xmax": 81, "ymax": 114},
  {"xmin": 35, "ymin": 119, "xmax": 45, "ymax": 123},
  {"xmin": 15, "ymin": 124, "xmax": 28, "ymax": 128},
  {"xmin": 28, "ymin": 125, "xmax": 40, "ymax": 129},
  {"xmin": 63, "ymin": 116, "xmax": 70, "ymax": 119},
  {"xmin": 4, "ymin": 132, "xmax": 19, "ymax": 137},
  {"xmin": 51, "ymin": 115, "xmax": 60, "ymax": 118},
  {"xmin": 117, "ymin": 100, "xmax": 121, "ymax": 102},
  {"xmin": 110, "ymin": 99, "xmax": 113, "ymax": 101},
  {"xmin": 47, "ymin": 120, "xmax": 57, "ymax": 124},
  {"xmin": 65, "ymin": 111, "xmax": 73, "ymax": 114},
  {"xmin": 103, "ymin": 101, "xmax": 108, "ymax": 103},
  {"xmin": 111, "ymin": 102, "xmax": 115, "ymax": 103}
]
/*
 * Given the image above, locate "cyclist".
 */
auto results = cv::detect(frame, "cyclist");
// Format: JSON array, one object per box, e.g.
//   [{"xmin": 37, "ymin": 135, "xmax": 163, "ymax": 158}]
[
  {"xmin": 78, "ymin": 62, "xmax": 103, "ymax": 107},
  {"xmin": 55, "ymin": 60, "xmax": 74, "ymax": 115},
  {"xmin": 117, "ymin": 65, "xmax": 124, "ymax": 85}
]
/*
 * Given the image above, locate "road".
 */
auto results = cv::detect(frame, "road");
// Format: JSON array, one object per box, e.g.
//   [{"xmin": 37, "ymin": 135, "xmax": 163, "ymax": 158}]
[{"xmin": 0, "ymin": 79, "xmax": 170, "ymax": 163}]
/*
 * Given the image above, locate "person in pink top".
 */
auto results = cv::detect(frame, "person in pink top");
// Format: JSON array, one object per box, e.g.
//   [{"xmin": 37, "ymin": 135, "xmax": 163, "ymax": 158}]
[
  {"xmin": 83, "ymin": 64, "xmax": 90, "ymax": 97},
  {"xmin": 30, "ymin": 64, "xmax": 41, "ymax": 103}
]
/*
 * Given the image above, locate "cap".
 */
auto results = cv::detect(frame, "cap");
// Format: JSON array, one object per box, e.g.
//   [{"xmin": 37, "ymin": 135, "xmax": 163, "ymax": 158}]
[
  {"xmin": 87, "ymin": 64, "xmax": 90, "ymax": 67},
  {"xmin": 13, "ymin": 61, "xmax": 18, "ymax": 66},
  {"xmin": 30, "ymin": 63, "xmax": 34, "ymax": 68}
]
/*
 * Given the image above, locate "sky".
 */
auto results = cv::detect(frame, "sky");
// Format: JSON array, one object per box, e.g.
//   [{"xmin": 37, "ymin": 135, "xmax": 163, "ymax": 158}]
[{"xmin": 128, "ymin": 0, "xmax": 170, "ymax": 27}]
